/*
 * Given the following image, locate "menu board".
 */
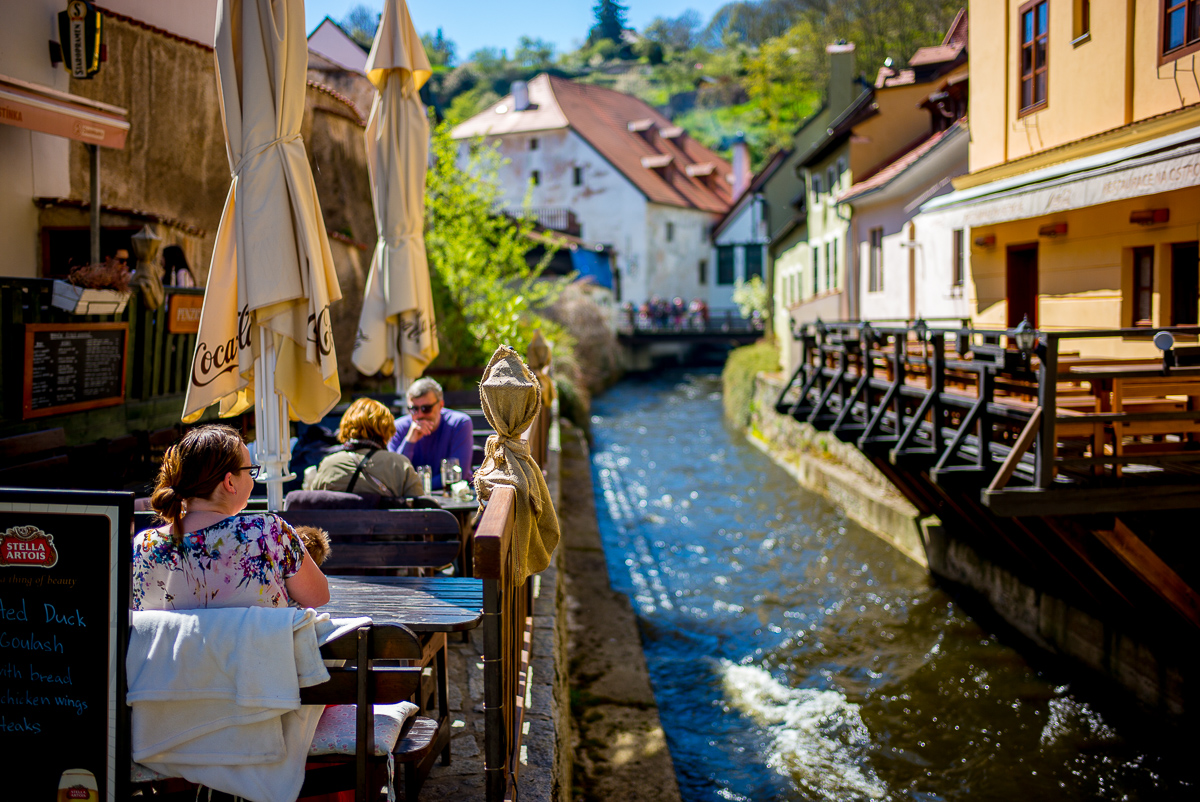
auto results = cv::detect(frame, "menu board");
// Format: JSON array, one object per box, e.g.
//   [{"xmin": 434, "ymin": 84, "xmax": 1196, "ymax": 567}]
[
  {"xmin": 0, "ymin": 488, "xmax": 131, "ymax": 802},
  {"xmin": 23, "ymin": 323, "xmax": 128, "ymax": 419}
]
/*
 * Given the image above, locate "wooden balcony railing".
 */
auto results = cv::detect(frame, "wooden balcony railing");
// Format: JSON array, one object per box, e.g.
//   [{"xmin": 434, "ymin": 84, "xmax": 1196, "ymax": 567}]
[{"xmin": 777, "ymin": 320, "xmax": 1200, "ymax": 517}]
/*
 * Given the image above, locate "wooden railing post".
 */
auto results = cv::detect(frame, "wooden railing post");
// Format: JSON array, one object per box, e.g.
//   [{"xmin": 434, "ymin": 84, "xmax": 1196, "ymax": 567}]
[
  {"xmin": 1036, "ymin": 332, "xmax": 1058, "ymax": 488},
  {"xmin": 892, "ymin": 332, "xmax": 906, "ymax": 435},
  {"xmin": 474, "ymin": 485, "xmax": 516, "ymax": 802},
  {"xmin": 931, "ymin": 332, "xmax": 945, "ymax": 453}
]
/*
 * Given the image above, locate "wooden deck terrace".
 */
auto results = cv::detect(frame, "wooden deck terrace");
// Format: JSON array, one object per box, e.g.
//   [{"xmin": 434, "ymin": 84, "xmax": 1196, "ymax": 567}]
[{"xmin": 776, "ymin": 321, "xmax": 1200, "ymax": 518}]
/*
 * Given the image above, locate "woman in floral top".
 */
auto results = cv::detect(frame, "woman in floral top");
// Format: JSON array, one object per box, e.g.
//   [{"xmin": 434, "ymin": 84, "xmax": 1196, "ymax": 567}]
[{"xmin": 132, "ymin": 424, "xmax": 329, "ymax": 611}]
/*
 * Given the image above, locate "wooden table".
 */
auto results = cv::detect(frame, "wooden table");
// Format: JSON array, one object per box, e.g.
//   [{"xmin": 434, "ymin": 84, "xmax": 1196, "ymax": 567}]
[
  {"xmin": 325, "ymin": 575, "xmax": 483, "ymax": 631},
  {"xmin": 325, "ymin": 575, "xmax": 483, "ymax": 770}
]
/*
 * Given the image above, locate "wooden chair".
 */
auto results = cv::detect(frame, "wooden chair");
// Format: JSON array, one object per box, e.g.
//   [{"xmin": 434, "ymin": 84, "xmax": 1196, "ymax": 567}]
[
  {"xmin": 131, "ymin": 624, "xmax": 440, "ymax": 802},
  {"xmin": 300, "ymin": 624, "xmax": 440, "ymax": 801}
]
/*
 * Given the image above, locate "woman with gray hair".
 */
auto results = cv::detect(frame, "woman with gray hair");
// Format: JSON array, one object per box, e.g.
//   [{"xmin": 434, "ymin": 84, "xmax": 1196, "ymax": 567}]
[{"xmin": 387, "ymin": 377, "xmax": 475, "ymax": 491}]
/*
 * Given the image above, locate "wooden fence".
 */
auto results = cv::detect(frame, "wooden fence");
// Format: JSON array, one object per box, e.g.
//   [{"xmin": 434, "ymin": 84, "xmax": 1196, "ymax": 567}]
[{"xmin": 777, "ymin": 320, "xmax": 1200, "ymax": 517}]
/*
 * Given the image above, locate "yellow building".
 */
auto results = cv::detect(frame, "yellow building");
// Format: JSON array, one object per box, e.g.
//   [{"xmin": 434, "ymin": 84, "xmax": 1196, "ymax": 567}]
[{"xmin": 925, "ymin": 0, "xmax": 1200, "ymax": 355}]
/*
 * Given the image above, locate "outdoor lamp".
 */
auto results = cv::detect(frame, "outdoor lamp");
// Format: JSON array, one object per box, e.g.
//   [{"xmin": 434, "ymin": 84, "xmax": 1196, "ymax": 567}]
[
  {"xmin": 1154, "ymin": 330, "xmax": 1176, "ymax": 373},
  {"xmin": 913, "ymin": 318, "xmax": 928, "ymax": 342},
  {"xmin": 1013, "ymin": 315, "xmax": 1037, "ymax": 355},
  {"xmin": 131, "ymin": 225, "xmax": 161, "ymax": 268}
]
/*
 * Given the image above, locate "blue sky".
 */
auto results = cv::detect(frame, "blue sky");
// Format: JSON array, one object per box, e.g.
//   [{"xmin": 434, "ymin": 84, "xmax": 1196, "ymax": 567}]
[{"xmin": 305, "ymin": 1, "xmax": 729, "ymax": 59}]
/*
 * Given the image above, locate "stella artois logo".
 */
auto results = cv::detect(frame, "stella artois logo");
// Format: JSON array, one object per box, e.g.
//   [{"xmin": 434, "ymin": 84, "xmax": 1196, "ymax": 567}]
[{"xmin": 0, "ymin": 526, "xmax": 59, "ymax": 569}]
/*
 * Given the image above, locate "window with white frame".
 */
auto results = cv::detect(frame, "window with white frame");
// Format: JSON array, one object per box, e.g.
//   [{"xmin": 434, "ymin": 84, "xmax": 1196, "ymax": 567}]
[
  {"xmin": 952, "ymin": 229, "xmax": 965, "ymax": 287},
  {"xmin": 869, "ymin": 227, "xmax": 884, "ymax": 292},
  {"xmin": 811, "ymin": 246, "xmax": 820, "ymax": 294}
]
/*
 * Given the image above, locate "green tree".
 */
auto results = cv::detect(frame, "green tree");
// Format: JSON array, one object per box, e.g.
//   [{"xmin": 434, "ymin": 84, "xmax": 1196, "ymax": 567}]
[
  {"xmin": 424, "ymin": 120, "xmax": 565, "ymax": 367},
  {"xmin": 515, "ymin": 36, "xmax": 556, "ymax": 69},
  {"xmin": 340, "ymin": 4, "xmax": 378, "ymax": 49},
  {"xmin": 643, "ymin": 9, "xmax": 704, "ymax": 54},
  {"xmin": 421, "ymin": 28, "xmax": 456, "ymax": 67},
  {"xmin": 589, "ymin": 0, "xmax": 629, "ymax": 45}
]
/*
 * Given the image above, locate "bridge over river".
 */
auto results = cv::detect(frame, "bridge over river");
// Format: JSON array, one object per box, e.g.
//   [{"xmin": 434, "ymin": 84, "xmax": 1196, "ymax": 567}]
[{"xmin": 587, "ymin": 369, "xmax": 1189, "ymax": 801}]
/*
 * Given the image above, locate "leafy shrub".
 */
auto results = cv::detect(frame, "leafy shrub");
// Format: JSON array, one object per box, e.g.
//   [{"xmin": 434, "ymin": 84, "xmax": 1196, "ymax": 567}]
[{"xmin": 721, "ymin": 340, "xmax": 779, "ymax": 428}]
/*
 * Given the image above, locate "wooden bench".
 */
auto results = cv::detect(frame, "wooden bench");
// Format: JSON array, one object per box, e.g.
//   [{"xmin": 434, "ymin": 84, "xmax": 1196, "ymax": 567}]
[{"xmin": 0, "ymin": 427, "xmax": 69, "ymax": 488}]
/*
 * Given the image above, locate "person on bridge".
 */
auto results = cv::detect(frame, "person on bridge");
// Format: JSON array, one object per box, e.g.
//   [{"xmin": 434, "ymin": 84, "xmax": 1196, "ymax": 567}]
[{"xmin": 387, "ymin": 377, "xmax": 475, "ymax": 491}]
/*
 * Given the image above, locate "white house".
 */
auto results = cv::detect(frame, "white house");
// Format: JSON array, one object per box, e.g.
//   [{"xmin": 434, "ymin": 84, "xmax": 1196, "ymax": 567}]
[
  {"xmin": 839, "ymin": 120, "xmax": 971, "ymax": 324},
  {"xmin": 711, "ymin": 143, "xmax": 767, "ymax": 310},
  {"xmin": 451, "ymin": 73, "xmax": 734, "ymax": 306}
]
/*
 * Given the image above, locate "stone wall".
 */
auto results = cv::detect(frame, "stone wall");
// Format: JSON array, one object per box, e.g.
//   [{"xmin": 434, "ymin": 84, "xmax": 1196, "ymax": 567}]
[
  {"xmin": 60, "ymin": 16, "xmax": 380, "ymax": 387},
  {"xmin": 65, "ymin": 16, "xmax": 228, "ymax": 279},
  {"xmin": 750, "ymin": 372, "xmax": 926, "ymax": 565}
]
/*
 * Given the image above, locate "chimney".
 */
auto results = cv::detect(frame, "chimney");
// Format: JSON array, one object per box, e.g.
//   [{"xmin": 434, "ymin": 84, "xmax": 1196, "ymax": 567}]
[
  {"xmin": 826, "ymin": 41, "xmax": 857, "ymax": 118},
  {"xmin": 512, "ymin": 81, "xmax": 530, "ymax": 111},
  {"xmin": 731, "ymin": 133, "xmax": 750, "ymax": 199}
]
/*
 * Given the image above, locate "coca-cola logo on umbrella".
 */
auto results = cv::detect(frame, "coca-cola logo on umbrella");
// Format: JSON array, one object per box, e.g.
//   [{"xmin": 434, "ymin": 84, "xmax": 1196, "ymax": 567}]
[{"xmin": 0, "ymin": 525, "xmax": 59, "ymax": 569}]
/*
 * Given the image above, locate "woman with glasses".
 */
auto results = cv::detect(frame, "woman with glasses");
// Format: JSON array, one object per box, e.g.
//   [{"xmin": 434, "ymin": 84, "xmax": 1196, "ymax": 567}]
[
  {"xmin": 132, "ymin": 424, "xmax": 329, "ymax": 610},
  {"xmin": 303, "ymin": 398, "xmax": 424, "ymax": 498}
]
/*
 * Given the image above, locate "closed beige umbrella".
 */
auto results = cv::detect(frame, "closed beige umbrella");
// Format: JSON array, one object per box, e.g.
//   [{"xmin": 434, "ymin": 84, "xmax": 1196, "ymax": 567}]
[
  {"xmin": 351, "ymin": 0, "xmax": 437, "ymax": 391},
  {"xmin": 184, "ymin": 0, "xmax": 342, "ymax": 509}
]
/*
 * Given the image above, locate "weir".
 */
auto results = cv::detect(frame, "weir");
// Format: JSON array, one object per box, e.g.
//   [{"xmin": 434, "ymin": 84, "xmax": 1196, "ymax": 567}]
[{"xmin": 774, "ymin": 320, "xmax": 1199, "ymax": 716}]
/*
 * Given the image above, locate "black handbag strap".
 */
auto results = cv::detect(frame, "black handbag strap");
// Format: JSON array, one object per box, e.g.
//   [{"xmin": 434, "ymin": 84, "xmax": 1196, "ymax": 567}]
[{"xmin": 344, "ymin": 447, "xmax": 380, "ymax": 495}]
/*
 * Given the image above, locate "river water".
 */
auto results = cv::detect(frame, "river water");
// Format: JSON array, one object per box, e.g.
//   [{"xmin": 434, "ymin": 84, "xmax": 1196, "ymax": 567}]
[{"xmin": 587, "ymin": 369, "xmax": 1190, "ymax": 802}]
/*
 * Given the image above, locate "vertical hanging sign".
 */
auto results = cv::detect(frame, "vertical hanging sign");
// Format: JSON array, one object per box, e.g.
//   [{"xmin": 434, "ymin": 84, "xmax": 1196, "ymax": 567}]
[{"xmin": 58, "ymin": 0, "xmax": 103, "ymax": 80}]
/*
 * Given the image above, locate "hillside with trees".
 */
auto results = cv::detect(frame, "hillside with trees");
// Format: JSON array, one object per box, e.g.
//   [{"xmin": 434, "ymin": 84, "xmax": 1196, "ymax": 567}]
[{"xmin": 337, "ymin": 0, "xmax": 963, "ymax": 170}]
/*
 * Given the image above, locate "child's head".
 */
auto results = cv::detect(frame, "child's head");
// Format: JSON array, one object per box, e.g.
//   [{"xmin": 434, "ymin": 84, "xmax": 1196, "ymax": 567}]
[{"xmin": 294, "ymin": 525, "xmax": 331, "ymax": 566}]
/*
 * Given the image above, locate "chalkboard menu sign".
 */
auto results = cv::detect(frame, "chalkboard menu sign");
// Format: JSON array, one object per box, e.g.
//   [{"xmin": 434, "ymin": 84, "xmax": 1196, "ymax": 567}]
[
  {"xmin": 0, "ymin": 488, "xmax": 131, "ymax": 802},
  {"xmin": 23, "ymin": 323, "xmax": 128, "ymax": 419}
]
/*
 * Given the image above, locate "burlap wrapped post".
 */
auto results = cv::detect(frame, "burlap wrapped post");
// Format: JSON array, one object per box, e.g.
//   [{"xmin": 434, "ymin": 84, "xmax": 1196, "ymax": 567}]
[{"xmin": 474, "ymin": 345, "xmax": 560, "ymax": 585}]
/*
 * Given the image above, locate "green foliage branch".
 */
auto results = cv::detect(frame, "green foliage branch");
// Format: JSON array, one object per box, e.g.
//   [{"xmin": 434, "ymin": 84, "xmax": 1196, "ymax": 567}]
[{"xmin": 424, "ymin": 119, "xmax": 569, "ymax": 374}]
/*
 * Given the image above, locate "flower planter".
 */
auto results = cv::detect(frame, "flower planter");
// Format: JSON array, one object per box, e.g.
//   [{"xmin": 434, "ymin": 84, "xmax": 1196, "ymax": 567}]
[{"xmin": 51, "ymin": 280, "xmax": 131, "ymax": 315}]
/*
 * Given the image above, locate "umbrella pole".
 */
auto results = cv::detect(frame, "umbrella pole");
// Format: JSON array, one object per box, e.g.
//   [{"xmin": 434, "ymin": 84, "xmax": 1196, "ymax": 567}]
[
  {"xmin": 391, "ymin": 321, "xmax": 410, "ymax": 398},
  {"xmin": 255, "ymin": 328, "xmax": 294, "ymax": 511}
]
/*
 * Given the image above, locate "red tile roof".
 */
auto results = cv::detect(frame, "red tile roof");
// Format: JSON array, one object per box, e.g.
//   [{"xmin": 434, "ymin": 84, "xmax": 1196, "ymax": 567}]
[
  {"xmin": 836, "ymin": 121, "xmax": 965, "ymax": 203},
  {"xmin": 543, "ymin": 75, "xmax": 733, "ymax": 213}
]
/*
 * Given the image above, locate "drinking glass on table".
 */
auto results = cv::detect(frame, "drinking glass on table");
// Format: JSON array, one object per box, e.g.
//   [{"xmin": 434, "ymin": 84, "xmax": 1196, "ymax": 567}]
[{"xmin": 441, "ymin": 457, "xmax": 460, "ymax": 491}]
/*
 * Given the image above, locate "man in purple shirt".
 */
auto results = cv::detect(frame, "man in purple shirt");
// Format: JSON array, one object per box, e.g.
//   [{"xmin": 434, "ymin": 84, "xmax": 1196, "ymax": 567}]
[{"xmin": 387, "ymin": 377, "xmax": 474, "ymax": 491}]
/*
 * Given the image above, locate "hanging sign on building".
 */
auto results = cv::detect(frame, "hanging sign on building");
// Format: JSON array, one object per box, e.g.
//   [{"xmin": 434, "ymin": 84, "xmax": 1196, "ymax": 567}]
[{"xmin": 58, "ymin": 0, "xmax": 103, "ymax": 80}]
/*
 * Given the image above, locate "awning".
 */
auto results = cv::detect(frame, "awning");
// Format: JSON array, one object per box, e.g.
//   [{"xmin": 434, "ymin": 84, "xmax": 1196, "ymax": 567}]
[
  {"xmin": 923, "ymin": 124, "xmax": 1200, "ymax": 227},
  {"xmin": 0, "ymin": 73, "xmax": 128, "ymax": 149}
]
